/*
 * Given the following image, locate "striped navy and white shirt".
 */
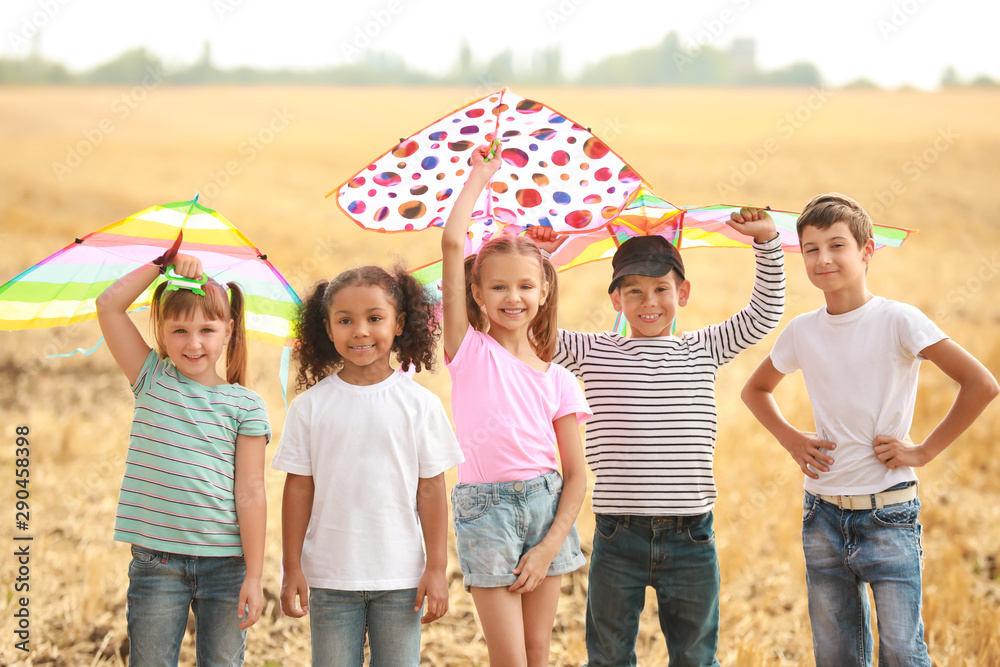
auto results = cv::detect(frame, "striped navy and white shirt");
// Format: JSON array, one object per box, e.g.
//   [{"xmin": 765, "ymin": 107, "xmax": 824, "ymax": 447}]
[
  {"xmin": 554, "ymin": 237, "xmax": 785, "ymax": 516},
  {"xmin": 113, "ymin": 349, "xmax": 271, "ymax": 556}
]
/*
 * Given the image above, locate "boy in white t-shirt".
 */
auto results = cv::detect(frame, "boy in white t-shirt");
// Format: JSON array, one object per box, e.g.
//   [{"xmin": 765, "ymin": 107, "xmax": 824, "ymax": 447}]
[{"xmin": 741, "ymin": 192, "xmax": 998, "ymax": 667}]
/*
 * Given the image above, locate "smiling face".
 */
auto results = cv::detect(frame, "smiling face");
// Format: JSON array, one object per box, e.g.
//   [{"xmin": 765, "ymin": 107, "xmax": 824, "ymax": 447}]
[
  {"xmin": 609, "ymin": 271, "xmax": 690, "ymax": 339},
  {"xmin": 325, "ymin": 284, "xmax": 404, "ymax": 382},
  {"xmin": 471, "ymin": 252, "xmax": 549, "ymax": 335},
  {"xmin": 800, "ymin": 220, "xmax": 875, "ymax": 296},
  {"xmin": 160, "ymin": 309, "xmax": 233, "ymax": 386}
]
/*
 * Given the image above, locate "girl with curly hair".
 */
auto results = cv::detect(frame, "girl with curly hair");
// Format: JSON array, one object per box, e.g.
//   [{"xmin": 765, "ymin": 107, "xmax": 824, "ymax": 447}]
[{"xmin": 271, "ymin": 264, "xmax": 463, "ymax": 666}]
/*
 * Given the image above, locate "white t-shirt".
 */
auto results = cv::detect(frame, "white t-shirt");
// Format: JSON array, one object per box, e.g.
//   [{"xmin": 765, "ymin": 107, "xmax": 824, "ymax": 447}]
[
  {"xmin": 770, "ymin": 296, "xmax": 947, "ymax": 495},
  {"xmin": 271, "ymin": 371, "xmax": 464, "ymax": 591}
]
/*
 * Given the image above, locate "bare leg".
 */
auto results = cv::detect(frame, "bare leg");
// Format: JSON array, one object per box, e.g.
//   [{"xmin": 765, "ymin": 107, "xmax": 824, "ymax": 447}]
[
  {"xmin": 471, "ymin": 586, "xmax": 527, "ymax": 667},
  {"xmin": 520, "ymin": 576, "xmax": 562, "ymax": 667}
]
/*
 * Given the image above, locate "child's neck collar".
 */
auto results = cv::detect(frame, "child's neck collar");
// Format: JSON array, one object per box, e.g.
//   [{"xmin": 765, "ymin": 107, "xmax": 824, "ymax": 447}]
[{"xmin": 824, "ymin": 288, "xmax": 874, "ymax": 316}]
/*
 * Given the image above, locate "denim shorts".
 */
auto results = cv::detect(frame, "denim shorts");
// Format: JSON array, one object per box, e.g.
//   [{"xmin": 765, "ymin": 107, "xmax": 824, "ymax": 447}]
[{"xmin": 451, "ymin": 470, "xmax": 586, "ymax": 590}]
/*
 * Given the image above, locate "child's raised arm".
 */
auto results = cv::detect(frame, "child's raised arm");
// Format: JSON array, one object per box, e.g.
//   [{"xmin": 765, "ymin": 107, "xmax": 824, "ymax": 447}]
[
  {"xmin": 727, "ymin": 207, "xmax": 778, "ymax": 244},
  {"xmin": 96, "ymin": 253, "xmax": 203, "ymax": 384},
  {"xmin": 741, "ymin": 356, "xmax": 837, "ymax": 479},
  {"xmin": 441, "ymin": 142, "xmax": 500, "ymax": 360},
  {"xmin": 873, "ymin": 339, "xmax": 999, "ymax": 469}
]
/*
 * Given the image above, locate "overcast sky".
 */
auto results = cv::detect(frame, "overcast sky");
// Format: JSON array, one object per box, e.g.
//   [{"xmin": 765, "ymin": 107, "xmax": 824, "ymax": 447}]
[{"xmin": 2, "ymin": 0, "xmax": 998, "ymax": 88}]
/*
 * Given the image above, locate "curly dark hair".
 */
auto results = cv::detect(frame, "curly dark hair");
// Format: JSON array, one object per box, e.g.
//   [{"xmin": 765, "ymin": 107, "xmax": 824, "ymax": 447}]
[{"xmin": 292, "ymin": 264, "xmax": 439, "ymax": 391}]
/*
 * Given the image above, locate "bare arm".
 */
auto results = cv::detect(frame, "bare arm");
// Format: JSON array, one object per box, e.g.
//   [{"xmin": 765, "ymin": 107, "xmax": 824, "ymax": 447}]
[
  {"xmin": 874, "ymin": 339, "xmax": 999, "ymax": 468},
  {"xmin": 414, "ymin": 473, "xmax": 449, "ymax": 623},
  {"xmin": 279, "ymin": 473, "xmax": 314, "ymax": 618},
  {"xmin": 741, "ymin": 356, "xmax": 837, "ymax": 479},
  {"xmin": 96, "ymin": 254, "xmax": 203, "ymax": 384},
  {"xmin": 509, "ymin": 413, "xmax": 587, "ymax": 593},
  {"xmin": 234, "ymin": 433, "xmax": 267, "ymax": 629},
  {"xmin": 441, "ymin": 143, "xmax": 500, "ymax": 360}
]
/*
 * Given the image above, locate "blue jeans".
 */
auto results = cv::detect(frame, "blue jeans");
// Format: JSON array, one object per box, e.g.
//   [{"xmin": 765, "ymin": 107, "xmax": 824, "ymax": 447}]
[
  {"xmin": 309, "ymin": 587, "xmax": 421, "ymax": 666},
  {"xmin": 802, "ymin": 486, "xmax": 930, "ymax": 667},
  {"xmin": 586, "ymin": 513, "xmax": 721, "ymax": 667},
  {"xmin": 126, "ymin": 545, "xmax": 248, "ymax": 666}
]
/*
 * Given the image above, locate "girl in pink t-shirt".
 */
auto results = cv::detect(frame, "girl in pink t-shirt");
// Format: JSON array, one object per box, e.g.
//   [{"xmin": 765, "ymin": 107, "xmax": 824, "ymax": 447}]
[{"xmin": 441, "ymin": 142, "xmax": 591, "ymax": 666}]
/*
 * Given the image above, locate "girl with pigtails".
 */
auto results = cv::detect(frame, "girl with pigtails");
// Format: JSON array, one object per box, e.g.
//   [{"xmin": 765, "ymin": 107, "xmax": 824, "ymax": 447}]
[
  {"xmin": 97, "ymin": 253, "xmax": 270, "ymax": 666},
  {"xmin": 441, "ymin": 143, "xmax": 592, "ymax": 667},
  {"xmin": 272, "ymin": 264, "xmax": 463, "ymax": 666}
]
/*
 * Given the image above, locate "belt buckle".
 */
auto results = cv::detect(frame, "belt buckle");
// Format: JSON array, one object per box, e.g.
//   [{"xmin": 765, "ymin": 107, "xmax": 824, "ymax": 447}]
[{"xmin": 839, "ymin": 495, "xmax": 861, "ymax": 511}]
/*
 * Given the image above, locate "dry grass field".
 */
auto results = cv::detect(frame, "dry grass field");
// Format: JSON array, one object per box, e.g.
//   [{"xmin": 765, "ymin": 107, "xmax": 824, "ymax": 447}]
[{"xmin": 1, "ymin": 86, "xmax": 999, "ymax": 666}]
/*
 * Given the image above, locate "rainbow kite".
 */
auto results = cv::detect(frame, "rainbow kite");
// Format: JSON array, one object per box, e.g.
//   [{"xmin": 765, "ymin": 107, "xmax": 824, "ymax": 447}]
[
  {"xmin": 0, "ymin": 196, "xmax": 301, "ymax": 347},
  {"xmin": 548, "ymin": 186, "xmax": 915, "ymax": 272}
]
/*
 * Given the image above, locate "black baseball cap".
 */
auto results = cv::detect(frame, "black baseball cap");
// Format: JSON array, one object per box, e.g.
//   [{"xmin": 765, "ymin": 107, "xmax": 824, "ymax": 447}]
[{"xmin": 608, "ymin": 236, "xmax": 685, "ymax": 294}]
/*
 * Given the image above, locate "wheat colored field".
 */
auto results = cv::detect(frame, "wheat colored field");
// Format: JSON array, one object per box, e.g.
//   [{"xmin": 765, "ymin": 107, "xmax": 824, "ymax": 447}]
[{"xmin": 1, "ymin": 86, "xmax": 999, "ymax": 666}]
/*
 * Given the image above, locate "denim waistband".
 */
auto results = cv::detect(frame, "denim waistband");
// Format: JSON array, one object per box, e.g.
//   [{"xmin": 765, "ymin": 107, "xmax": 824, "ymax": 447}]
[
  {"xmin": 458, "ymin": 469, "xmax": 560, "ymax": 500},
  {"xmin": 599, "ymin": 512, "xmax": 709, "ymax": 530}
]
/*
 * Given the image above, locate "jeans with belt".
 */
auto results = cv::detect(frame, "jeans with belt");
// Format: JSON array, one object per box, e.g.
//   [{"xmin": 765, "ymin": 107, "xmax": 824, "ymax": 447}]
[{"xmin": 802, "ymin": 482, "xmax": 930, "ymax": 667}]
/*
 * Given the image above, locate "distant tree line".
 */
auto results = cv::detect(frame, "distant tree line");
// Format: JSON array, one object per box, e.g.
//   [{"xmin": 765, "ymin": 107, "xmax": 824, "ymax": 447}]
[{"xmin": 0, "ymin": 33, "xmax": 994, "ymax": 88}]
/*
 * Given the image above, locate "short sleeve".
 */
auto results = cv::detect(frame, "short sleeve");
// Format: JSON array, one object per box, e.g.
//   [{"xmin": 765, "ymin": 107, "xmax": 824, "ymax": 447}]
[
  {"xmin": 552, "ymin": 365, "xmax": 592, "ymax": 425},
  {"xmin": 415, "ymin": 396, "xmax": 465, "ymax": 479},
  {"xmin": 270, "ymin": 395, "xmax": 312, "ymax": 475},
  {"xmin": 895, "ymin": 303, "xmax": 948, "ymax": 359},
  {"xmin": 769, "ymin": 319, "xmax": 799, "ymax": 375},
  {"xmin": 237, "ymin": 391, "xmax": 271, "ymax": 443},
  {"xmin": 131, "ymin": 349, "xmax": 161, "ymax": 398},
  {"xmin": 445, "ymin": 325, "xmax": 485, "ymax": 371}
]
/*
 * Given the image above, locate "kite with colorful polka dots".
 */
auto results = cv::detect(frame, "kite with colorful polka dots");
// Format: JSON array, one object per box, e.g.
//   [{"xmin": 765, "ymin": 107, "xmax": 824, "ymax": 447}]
[{"xmin": 328, "ymin": 87, "xmax": 645, "ymax": 242}]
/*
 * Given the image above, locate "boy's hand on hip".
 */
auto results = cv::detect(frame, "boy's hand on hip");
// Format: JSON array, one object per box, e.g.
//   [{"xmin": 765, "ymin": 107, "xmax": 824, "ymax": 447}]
[
  {"xmin": 727, "ymin": 207, "xmax": 778, "ymax": 244},
  {"xmin": 781, "ymin": 430, "xmax": 837, "ymax": 479},
  {"xmin": 874, "ymin": 435, "xmax": 928, "ymax": 468}
]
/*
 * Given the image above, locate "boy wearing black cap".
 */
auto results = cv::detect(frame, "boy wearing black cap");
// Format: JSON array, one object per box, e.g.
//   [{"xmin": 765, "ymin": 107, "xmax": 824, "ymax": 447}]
[{"xmin": 528, "ymin": 208, "xmax": 783, "ymax": 666}]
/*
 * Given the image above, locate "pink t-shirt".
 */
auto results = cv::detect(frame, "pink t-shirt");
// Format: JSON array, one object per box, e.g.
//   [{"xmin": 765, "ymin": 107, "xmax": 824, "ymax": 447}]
[{"xmin": 446, "ymin": 326, "xmax": 592, "ymax": 484}]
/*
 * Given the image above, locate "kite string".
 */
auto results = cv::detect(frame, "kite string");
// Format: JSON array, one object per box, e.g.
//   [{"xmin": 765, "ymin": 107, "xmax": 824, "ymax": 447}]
[{"xmin": 484, "ymin": 88, "xmax": 507, "ymax": 224}]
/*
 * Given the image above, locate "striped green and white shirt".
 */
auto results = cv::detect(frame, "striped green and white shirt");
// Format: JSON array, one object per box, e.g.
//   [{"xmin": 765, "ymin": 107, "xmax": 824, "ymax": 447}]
[
  {"xmin": 555, "ymin": 237, "xmax": 785, "ymax": 516},
  {"xmin": 113, "ymin": 349, "xmax": 271, "ymax": 556}
]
